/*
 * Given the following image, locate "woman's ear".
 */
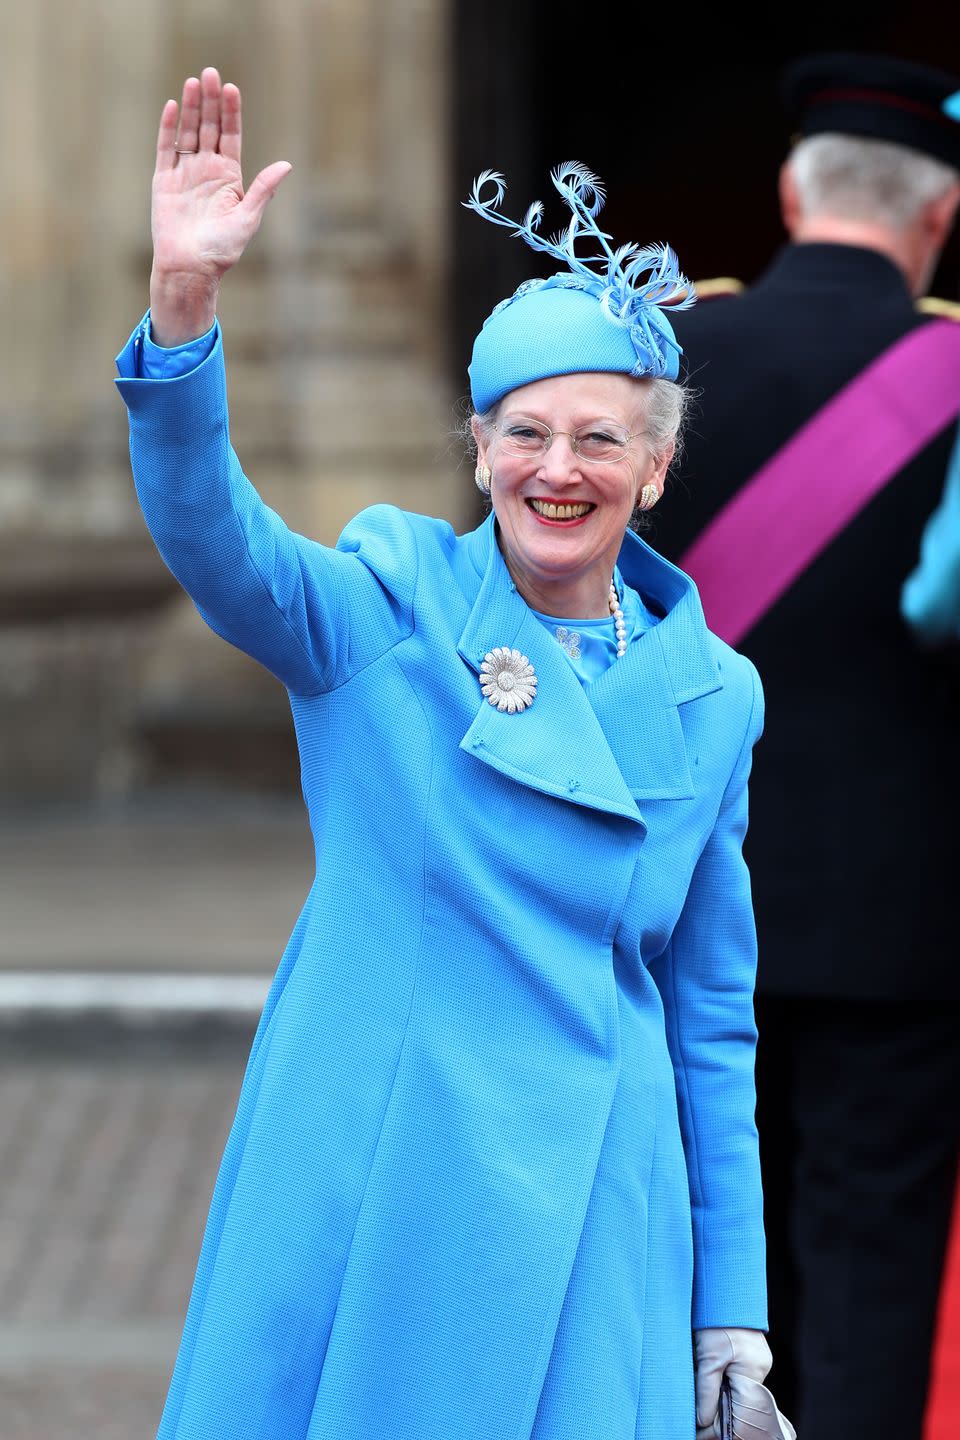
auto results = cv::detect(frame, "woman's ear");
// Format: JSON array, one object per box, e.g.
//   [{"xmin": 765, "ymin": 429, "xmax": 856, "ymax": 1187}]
[
  {"xmin": 635, "ymin": 440, "xmax": 675, "ymax": 511},
  {"xmin": 471, "ymin": 414, "xmax": 488, "ymax": 466},
  {"xmin": 657, "ymin": 439, "xmax": 676, "ymax": 483}
]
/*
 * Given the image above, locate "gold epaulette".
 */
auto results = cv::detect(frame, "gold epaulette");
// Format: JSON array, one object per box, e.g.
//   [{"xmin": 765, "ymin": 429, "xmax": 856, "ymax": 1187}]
[
  {"xmin": 691, "ymin": 276, "xmax": 745, "ymax": 300},
  {"xmin": 917, "ymin": 295, "xmax": 960, "ymax": 321}
]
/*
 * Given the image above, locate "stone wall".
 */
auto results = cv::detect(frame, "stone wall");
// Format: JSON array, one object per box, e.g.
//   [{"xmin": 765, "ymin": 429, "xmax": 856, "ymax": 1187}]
[{"xmin": 1, "ymin": 0, "xmax": 459, "ymax": 803}]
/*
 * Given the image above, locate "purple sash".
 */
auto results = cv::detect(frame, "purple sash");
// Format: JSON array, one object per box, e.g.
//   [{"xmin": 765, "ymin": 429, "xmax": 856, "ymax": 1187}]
[{"xmin": 678, "ymin": 319, "xmax": 960, "ymax": 646}]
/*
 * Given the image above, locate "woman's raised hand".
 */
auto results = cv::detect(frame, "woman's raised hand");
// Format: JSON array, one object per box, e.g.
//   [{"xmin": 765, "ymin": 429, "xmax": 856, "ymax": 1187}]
[{"xmin": 150, "ymin": 67, "xmax": 292, "ymax": 345}]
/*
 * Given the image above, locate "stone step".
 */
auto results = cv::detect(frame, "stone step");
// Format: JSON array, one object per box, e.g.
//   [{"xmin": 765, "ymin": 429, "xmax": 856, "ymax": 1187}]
[
  {"xmin": 225, "ymin": 354, "xmax": 451, "ymax": 464},
  {"xmin": 0, "ymin": 534, "xmax": 176, "ymax": 623},
  {"xmin": 218, "ymin": 263, "xmax": 425, "ymax": 356},
  {"xmin": 136, "ymin": 698, "xmax": 300, "ymax": 793}
]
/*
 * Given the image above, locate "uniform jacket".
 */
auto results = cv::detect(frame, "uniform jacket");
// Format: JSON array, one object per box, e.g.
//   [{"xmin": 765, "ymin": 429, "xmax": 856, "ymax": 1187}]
[
  {"xmin": 116, "ymin": 321, "xmax": 767, "ymax": 1440},
  {"xmin": 655, "ymin": 243, "xmax": 960, "ymax": 1001}
]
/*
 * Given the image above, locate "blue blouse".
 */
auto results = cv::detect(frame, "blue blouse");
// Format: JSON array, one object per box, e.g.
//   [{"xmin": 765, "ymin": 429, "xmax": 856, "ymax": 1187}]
[
  {"xmin": 139, "ymin": 317, "xmax": 218, "ymax": 375},
  {"xmin": 530, "ymin": 576, "xmax": 661, "ymax": 684}
]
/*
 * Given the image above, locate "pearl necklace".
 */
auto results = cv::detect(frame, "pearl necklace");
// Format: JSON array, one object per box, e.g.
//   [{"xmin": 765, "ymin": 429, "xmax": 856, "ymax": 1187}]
[{"xmin": 609, "ymin": 581, "xmax": 627, "ymax": 659}]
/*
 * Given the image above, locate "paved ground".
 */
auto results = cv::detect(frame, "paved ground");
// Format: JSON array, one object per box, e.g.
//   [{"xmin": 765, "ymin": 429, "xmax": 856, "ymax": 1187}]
[
  {"xmin": 0, "ymin": 1019, "xmax": 256, "ymax": 1438},
  {"xmin": 0, "ymin": 786, "xmax": 314, "ymax": 973},
  {"xmin": 0, "ymin": 789, "xmax": 313, "ymax": 1438}
]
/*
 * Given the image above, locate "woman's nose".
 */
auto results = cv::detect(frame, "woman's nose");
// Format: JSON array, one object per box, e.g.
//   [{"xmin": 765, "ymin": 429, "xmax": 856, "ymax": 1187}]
[{"xmin": 538, "ymin": 433, "xmax": 580, "ymax": 479}]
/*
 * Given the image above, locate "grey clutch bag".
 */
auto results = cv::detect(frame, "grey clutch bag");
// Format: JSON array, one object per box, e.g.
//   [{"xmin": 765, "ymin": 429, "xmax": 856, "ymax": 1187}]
[
  {"xmin": 719, "ymin": 1376, "xmax": 734, "ymax": 1440},
  {"xmin": 720, "ymin": 1374, "xmax": 797, "ymax": 1439}
]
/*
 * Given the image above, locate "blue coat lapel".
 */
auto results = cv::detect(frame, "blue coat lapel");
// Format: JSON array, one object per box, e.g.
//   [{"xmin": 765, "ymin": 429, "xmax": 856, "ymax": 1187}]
[{"xmin": 455, "ymin": 519, "xmax": 722, "ymax": 828}]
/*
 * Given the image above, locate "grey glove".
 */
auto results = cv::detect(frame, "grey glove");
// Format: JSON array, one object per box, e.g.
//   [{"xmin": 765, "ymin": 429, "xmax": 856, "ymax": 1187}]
[{"xmin": 693, "ymin": 1328, "xmax": 797, "ymax": 1440}]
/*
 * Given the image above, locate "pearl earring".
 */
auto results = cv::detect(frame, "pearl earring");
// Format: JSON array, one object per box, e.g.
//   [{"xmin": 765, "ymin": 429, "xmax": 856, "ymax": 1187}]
[
  {"xmin": 639, "ymin": 482, "xmax": 660, "ymax": 511},
  {"xmin": 475, "ymin": 464, "xmax": 492, "ymax": 495}
]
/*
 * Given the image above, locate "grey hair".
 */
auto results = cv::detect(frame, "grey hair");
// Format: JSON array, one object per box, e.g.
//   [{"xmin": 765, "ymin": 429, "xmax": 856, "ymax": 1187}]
[
  {"xmin": 642, "ymin": 376, "xmax": 691, "ymax": 467},
  {"xmin": 789, "ymin": 133, "xmax": 960, "ymax": 229}
]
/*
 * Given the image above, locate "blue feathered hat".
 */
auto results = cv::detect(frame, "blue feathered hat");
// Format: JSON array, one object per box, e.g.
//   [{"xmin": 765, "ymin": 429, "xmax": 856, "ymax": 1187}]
[{"xmin": 464, "ymin": 162, "xmax": 695, "ymax": 414}]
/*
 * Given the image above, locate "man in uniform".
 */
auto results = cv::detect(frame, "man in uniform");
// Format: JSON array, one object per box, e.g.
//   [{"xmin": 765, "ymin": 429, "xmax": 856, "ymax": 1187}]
[{"xmin": 652, "ymin": 51, "xmax": 960, "ymax": 1440}]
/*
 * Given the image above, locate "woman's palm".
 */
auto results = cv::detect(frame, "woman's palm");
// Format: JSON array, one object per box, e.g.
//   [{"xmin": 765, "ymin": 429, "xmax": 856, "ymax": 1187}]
[{"xmin": 151, "ymin": 68, "xmax": 290, "ymax": 284}]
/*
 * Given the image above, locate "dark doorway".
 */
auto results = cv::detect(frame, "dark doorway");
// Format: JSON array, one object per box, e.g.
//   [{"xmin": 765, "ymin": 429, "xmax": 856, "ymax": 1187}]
[{"xmin": 451, "ymin": 8, "xmax": 960, "ymax": 407}]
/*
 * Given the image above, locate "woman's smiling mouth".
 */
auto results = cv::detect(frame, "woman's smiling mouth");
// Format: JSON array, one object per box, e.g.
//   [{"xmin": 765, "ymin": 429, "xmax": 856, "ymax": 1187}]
[{"xmin": 527, "ymin": 498, "xmax": 596, "ymax": 522}]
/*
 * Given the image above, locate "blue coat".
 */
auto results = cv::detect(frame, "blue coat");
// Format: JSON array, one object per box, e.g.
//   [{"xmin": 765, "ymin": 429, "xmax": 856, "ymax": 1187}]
[{"xmin": 116, "ymin": 324, "xmax": 767, "ymax": 1440}]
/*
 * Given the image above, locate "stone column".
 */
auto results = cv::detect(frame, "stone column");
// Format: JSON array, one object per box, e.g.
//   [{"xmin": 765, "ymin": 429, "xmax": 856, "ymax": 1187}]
[{"xmin": 0, "ymin": 0, "xmax": 456, "ymax": 800}]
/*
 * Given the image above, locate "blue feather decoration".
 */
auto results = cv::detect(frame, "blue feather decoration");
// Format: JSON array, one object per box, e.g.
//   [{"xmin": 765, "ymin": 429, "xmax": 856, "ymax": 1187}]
[{"xmin": 463, "ymin": 162, "xmax": 696, "ymax": 378}]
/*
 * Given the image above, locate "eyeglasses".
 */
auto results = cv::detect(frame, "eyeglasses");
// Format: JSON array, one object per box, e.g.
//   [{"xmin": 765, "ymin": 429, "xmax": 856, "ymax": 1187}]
[{"xmin": 492, "ymin": 417, "xmax": 644, "ymax": 464}]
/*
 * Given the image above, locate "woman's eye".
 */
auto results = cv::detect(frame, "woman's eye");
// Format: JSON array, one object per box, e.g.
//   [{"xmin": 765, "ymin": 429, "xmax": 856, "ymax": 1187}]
[{"xmin": 506, "ymin": 426, "xmax": 541, "ymax": 441}]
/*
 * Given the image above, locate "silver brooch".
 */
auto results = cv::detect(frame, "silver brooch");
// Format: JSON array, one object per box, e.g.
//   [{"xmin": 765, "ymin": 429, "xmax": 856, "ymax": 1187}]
[
  {"xmin": 479, "ymin": 647, "xmax": 537, "ymax": 713},
  {"xmin": 555, "ymin": 626, "xmax": 582, "ymax": 660}
]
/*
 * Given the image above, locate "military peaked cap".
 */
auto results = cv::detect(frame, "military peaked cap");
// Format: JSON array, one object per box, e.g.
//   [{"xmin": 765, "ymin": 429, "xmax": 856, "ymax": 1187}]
[{"xmin": 781, "ymin": 51, "xmax": 960, "ymax": 170}]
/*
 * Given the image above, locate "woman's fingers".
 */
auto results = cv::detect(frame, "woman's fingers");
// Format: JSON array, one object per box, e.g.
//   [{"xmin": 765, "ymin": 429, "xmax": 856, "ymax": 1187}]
[
  {"xmin": 163, "ymin": 68, "xmax": 241, "ymax": 172},
  {"xmin": 175, "ymin": 75, "xmax": 202, "ymax": 154},
  {"xmin": 219, "ymin": 83, "xmax": 242, "ymax": 165},
  {"xmin": 198, "ymin": 66, "xmax": 223, "ymax": 153},
  {"xmin": 155, "ymin": 98, "xmax": 180, "ymax": 173},
  {"xmin": 242, "ymin": 161, "xmax": 293, "ymax": 226}
]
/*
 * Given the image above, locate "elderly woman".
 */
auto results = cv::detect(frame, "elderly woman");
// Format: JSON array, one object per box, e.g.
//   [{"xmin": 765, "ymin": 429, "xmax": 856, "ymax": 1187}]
[{"xmin": 116, "ymin": 67, "xmax": 794, "ymax": 1440}]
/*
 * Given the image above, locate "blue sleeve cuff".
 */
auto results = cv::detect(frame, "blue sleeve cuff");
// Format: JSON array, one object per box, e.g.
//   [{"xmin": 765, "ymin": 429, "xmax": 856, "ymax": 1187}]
[
  {"xmin": 115, "ymin": 310, "xmax": 222, "ymax": 386},
  {"xmin": 138, "ymin": 312, "xmax": 218, "ymax": 380}
]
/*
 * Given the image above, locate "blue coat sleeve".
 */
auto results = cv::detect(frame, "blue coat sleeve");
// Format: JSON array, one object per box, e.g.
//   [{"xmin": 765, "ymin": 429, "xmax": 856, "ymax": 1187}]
[
  {"xmin": 649, "ymin": 659, "xmax": 767, "ymax": 1331},
  {"xmin": 114, "ymin": 316, "xmax": 418, "ymax": 695},
  {"xmin": 901, "ymin": 420, "xmax": 960, "ymax": 644}
]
